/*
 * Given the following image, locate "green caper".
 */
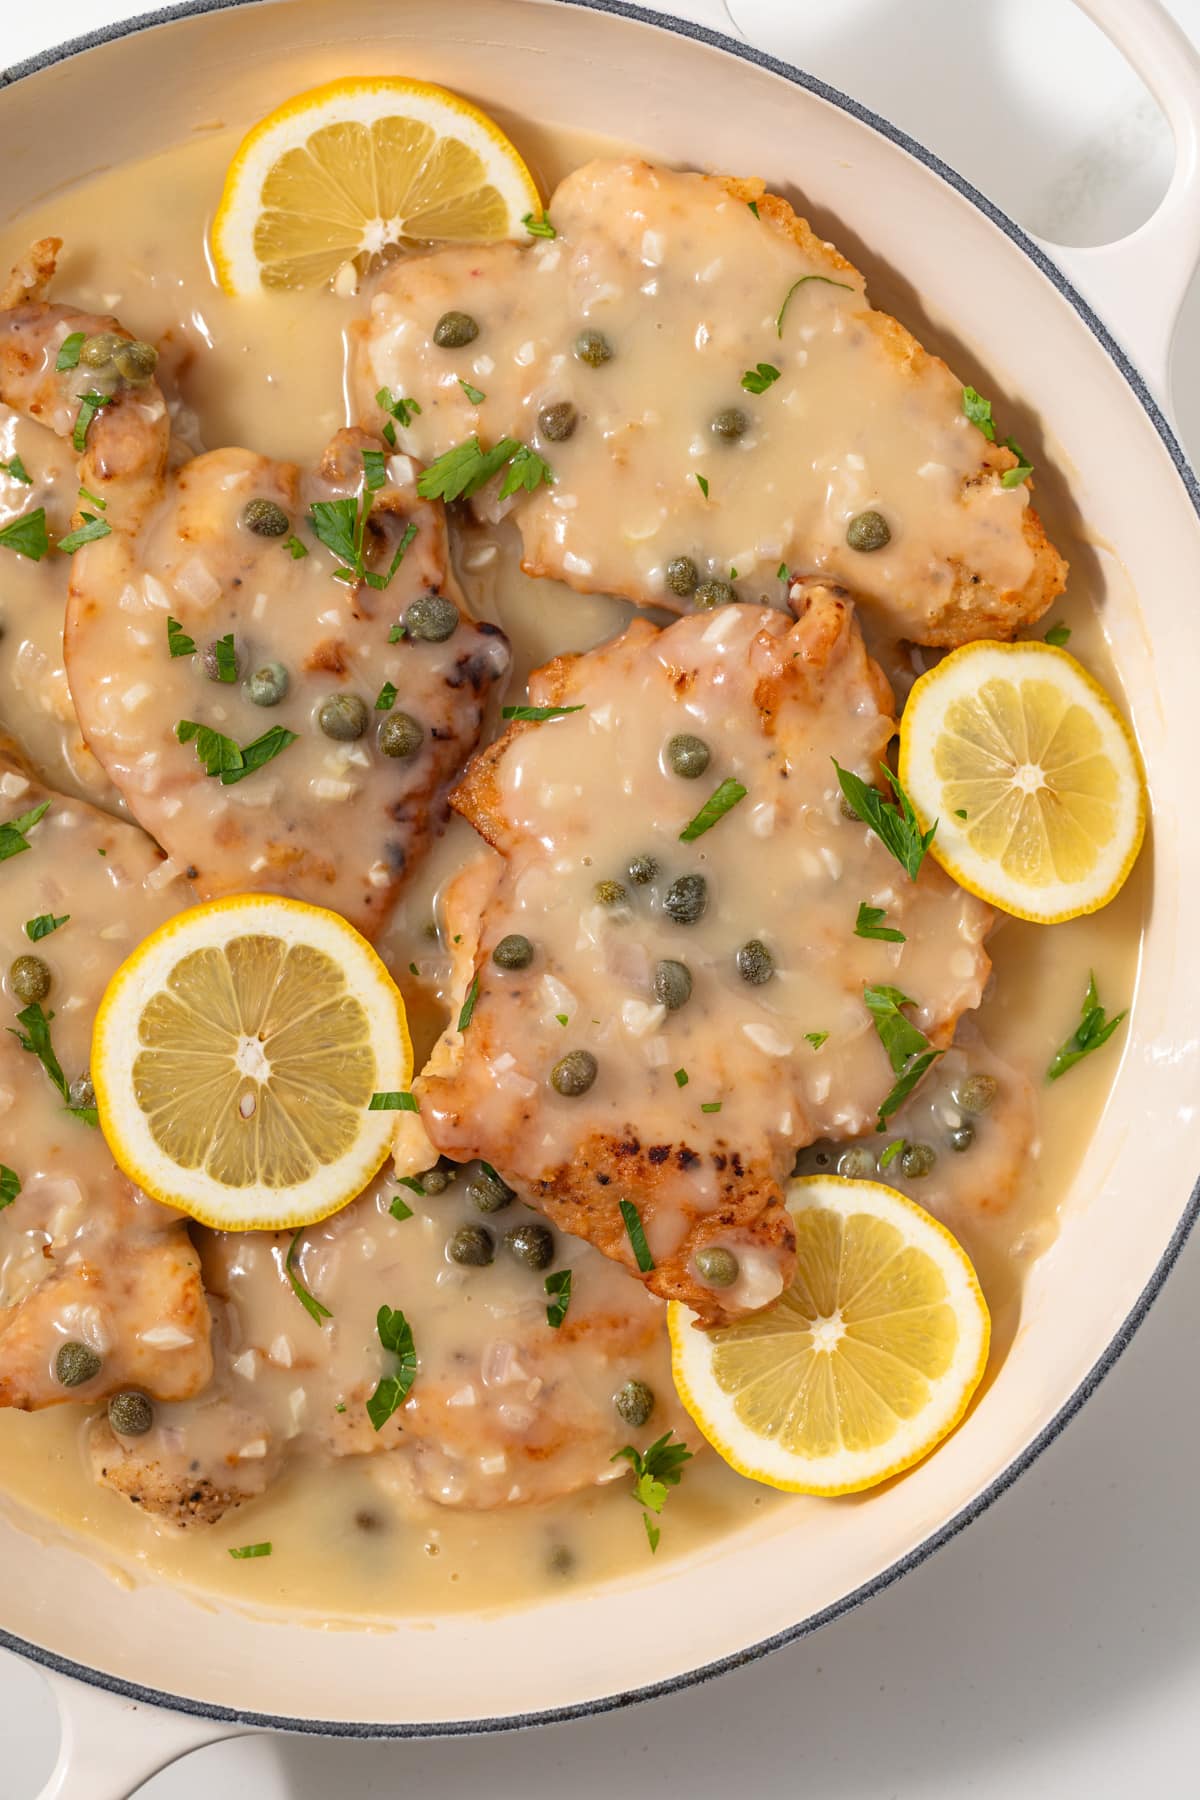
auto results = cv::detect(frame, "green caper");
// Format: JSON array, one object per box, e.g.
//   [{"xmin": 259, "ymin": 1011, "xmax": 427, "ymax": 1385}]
[
  {"xmin": 838, "ymin": 1145, "xmax": 878, "ymax": 1180},
  {"xmin": 10, "ymin": 954, "xmax": 50, "ymax": 1003},
  {"xmin": 55, "ymin": 1341, "xmax": 101, "ymax": 1388},
  {"xmin": 245, "ymin": 661, "xmax": 289, "ymax": 707},
  {"xmin": 78, "ymin": 331, "xmax": 122, "ymax": 370},
  {"xmin": 664, "ymin": 873, "xmax": 708, "ymax": 925},
  {"xmin": 538, "ymin": 401, "xmax": 577, "ymax": 442},
  {"xmin": 318, "ymin": 693, "xmax": 369, "ymax": 741},
  {"xmin": 242, "ymin": 498, "xmax": 290, "ymax": 538},
  {"xmin": 433, "ymin": 310, "xmax": 479, "ymax": 349},
  {"xmin": 68, "ymin": 1074, "xmax": 95, "ymax": 1111},
  {"xmin": 846, "ymin": 510, "xmax": 891, "ymax": 553},
  {"xmin": 112, "ymin": 339, "xmax": 158, "ymax": 384},
  {"xmin": 899, "ymin": 1142, "xmax": 936, "ymax": 1179},
  {"xmin": 593, "ymin": 879, "xmax": 628, "ymax": 907},
  {"xmin": 551, "ymin": 1049, "xmax": 598, "ymax": 1097},
  {"xmin": 653, "ymin": 959, "xmax": 692, "ymax": 1012},
  {"xmin": 736, "ymin": 939, "xmax": 775, "ymax": 985},
  {"xmin": 421, "ymin": 1166, "xmax": 452, "ymax": 1194},
  {"xmin": 665, "ymin": 556, "xmax": 699, "ymax": 598},
  {"xmin": 693, "ymin": 578, "xmax": 735, "ymax": 610},
  {"xmin": 447, "ymin": 1224, "xmax": 494, "ymax": 1266},
  {"xmin": 493, "ymin": 933, "xmax": 534, "ymax": 970},
  {"xmin": 957, "ymin": 1072, "xmax": 998, "ymax": 1114},
  {"xmin": 627, "ymin": 854, "xmax": 658, "ymax": 887},
  {"xmin": 574, "ymin": 329, "xmax": 613, "ymax": 367},
  {"xmin": 711, "ymin": 407, "xmax": 748, "ymax": 441},
  {"xmin": 108, "ymin": 1390, "xmax": 154, "ymax": 1436},
  {"xmin": 503, "ymin": 1220, "xmax": 555, "ymax": 1271},
  {"xmin": 403, "ymin": 591, "xmax": 459, "ymax": 643},
  {"xmin": 666, "ymin": 734, "xmax": 710, "ymax": 780},
  {"xmin": 202, "ymin": 637, "xmax": 240, "ymax": 683},
  {"xmin": 615, "ymin": 1379, "xmax": 655, "ymax": 1428},
  {"xmin": 465, "ymin": 1167, "xmax": 514, "ymax": 1214},
  {"xmin": 695, "ymin": 1245, "xmax": 740, "ymax": 1287},
  {"xmin": 949, "ymin": 1122, "xmax": 975, "ymax": 1153},
  {"xmin": 379, "ymin": 712, "xmax": 424, "ymax": 758}
]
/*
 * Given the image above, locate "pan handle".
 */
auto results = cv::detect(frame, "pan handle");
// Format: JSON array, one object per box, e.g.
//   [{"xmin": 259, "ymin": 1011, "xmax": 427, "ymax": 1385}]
[
  {"xmin": 1037, "ymin": 0, "xmax": 1200, "ymax": 413},
  {"xmin": 35, "ymin": 1671, "xmax": 248, "ymax": 1800}
]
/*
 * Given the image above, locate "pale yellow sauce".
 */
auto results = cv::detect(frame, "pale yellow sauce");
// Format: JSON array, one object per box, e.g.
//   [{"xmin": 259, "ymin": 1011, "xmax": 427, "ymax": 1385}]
[{"xmin": 0, "ymin": 123, "xmax": 1143, "ymax": 1619}]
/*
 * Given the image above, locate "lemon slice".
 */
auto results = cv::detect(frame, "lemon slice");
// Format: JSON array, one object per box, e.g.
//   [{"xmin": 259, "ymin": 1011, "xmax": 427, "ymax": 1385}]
[
  {"xmin": 898, "ymin": 639, "xmax": 1145, "ymax": 924},
  {"xmin": 211, "ymin": 76, "xmax": 542, "ymax": 295},
  {"xmin": 92, "ymin": 895, "xmax": 411, "ymax": 1230},
  {"xmin": 669, "ymin": 1176, "xmax": 989, "ymax": 1495}
]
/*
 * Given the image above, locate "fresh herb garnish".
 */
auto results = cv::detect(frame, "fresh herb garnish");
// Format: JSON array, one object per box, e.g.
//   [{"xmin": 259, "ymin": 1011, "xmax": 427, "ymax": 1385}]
[
  {"xmin": 954, "ymin": 808, "xmax": 969, "ymax": 819},
  {"xmin": 78, "ymin": 485, "xmax": 107, "ymax": 511},
  {"xmin": 879, "ymin": 1138, "xmax": 906, "ymax": 1169},
  {"xmin": 369, "ymin": 1090, "xmax": 418, "ymax": 1111},
  {"xmin": 741, "ymin": 361, "xmax": 781, "ymax": 395},
  {"xmin": 375, "ymin": 680, "xmax": 397, "ymax": 711},
  {"xmin": 25, "ymin": 913, "xmax": 68, "ymax": 941},
  {"xmin": 777, "ymin": 562, "xmax": 790, "ymax": 582},
  {"xmin": 1001, "ymin": 436, "xmax": 1034, "ymax": 487},
  {"xmin": 612, "ymin": 1431, "xmax": 693, "ymax": 1554},
  {"xmin": 804, "ymin": 1031, "xmax": 829, "ymax": 1050},
  {"xmin": 228, "ymin": 1542, "xmax": 272, "ymax": 1559},
  {"xmin": 458, "ymin": 377, "xmax": 487, "ymax": 405},
  {"xmin": 499, "ymin": 443, "xmax": 554, "ymax": 500},
  {"xmin": 388, "ymin": 1193, "xmax": 415, "ymax": 1221},
  {"xmin": 212, "ymin": 633, "xmax": 238, "ymax": 683},
  {"xmin": 0, "ymin": 454, "xmax": 32, "ymax": 485},
  {"xmin": 284, "ymin": 533, "xmax": 308, "ymax": 558},
  {"xmin": 833, "ymin": 760, "xmax": 936, "ymax": 880},
  {"xmin": 362, "ymin": 447, "xmax": 388, "ymax": 492},
  {"xmin": 0, "ymin": 507, "xmax": 49, "ymax": 561},
  {"xmin": 679, "ymin": 776, "xmax": 747, "ymax": 842},
  {"xmin": 175, "ymin": 720, "xmax": 296, "ymax": 785},
  {"xmin": 775, "ymin": 274, "xmax": 853, "ymax": 336},
  {"xmin": 1046, "ymin": 972, "xmax": 1127, "ymax": 1082},
  {"xmin": 1044, "ymin": 623, "xmax": 1071, "ymax": 647},
  {"xmin": 501, "ymin": 703, "xmax": 585, "ymax": 723},
  {"xmin": 700, "ymin": 1100, "xmax": 722, "ymax": 1114},
  {"xmin": 863, "ymin": 984, "xmax": 942, "ymax": 1128},
  {"xmin": 545, "ymin": 1268, "xmax": 572, "ymax": 1328},
  {"xmin": 376, "ymin": 386, "xmax": 422, "ymax": 433},
  {"xmin": 554, "ymin": 1012, "xmax": 568, "ymax": 1027},
  {"xmin": 416, "ymin": 436, "xmax": 552, "ymax": 504},
  {"xmin": 285, "ymin": 1230, "xmax": 331, "ymax": 1326},
  {"xmin": 72, "ymin": 391, "xmax": 112, "ymax": 453},
  {"xmin": 58, "ymin": 513, "xmax": 112, "ymax": 554},
  {"xmin": 0, "ymin": 800, "xmax": 50, "ymax": 863},
  {"xmin": 457, "ymin": 974, "xmax": 480, "ymax": 1032},
  {"xmin": 523, "ymin": 211, "xmax": 556, "ymax": 239},
  {"xmin": 8, "ymin": 1001, "xmax": 97, "ymax": 1123},
  {"xmin": 396, "ymin": 1175, "xmax": 426, "ymax": 1198},
  {"xmin": 56, "ymin": 332, "xmax": 85, "ymax": 372},
  {"xmin": 854, "ymin": 902, "xmax": 906, "ymax": 943},
  {"xmin": 366, "ymin": 1304, "xmax": 417, "ymax": 1431},
  {"xmin": 695, "ymin": 472, "xmax": 709, "ymax": 499},
  {"xmin": 0, "ymin": 1165, "xmax": 19, "ymax": 1210},
  {"xmin": 167, "ymin": 615, "xmax": 197, "ymax": 658},
  {"xmin": 674, "ymin": 1068, "xmax": 689, "ymax": 1088},
  {"xmin": 619, "ymin": 1199, "xmax": 654, "ymax": 1272},
  {"xmin": 962, "ymin": 385, "xmax": 996, "ymax": 441},
  {"xmin": 747, "ymin": 199, "xmax": 760, "ymax": 218},
  {"xmin": 309, "ymin": 493, "xmax": 415, "ymax": 592}
]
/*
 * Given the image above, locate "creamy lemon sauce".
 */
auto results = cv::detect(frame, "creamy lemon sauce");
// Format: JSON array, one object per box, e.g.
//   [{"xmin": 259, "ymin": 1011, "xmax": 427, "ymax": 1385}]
[{"xmin": 0, "ymin": 124, "xmax": 1142, "ymax": 1618}]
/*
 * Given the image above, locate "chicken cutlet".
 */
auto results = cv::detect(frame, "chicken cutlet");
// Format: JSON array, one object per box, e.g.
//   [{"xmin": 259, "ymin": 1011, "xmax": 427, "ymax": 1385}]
[
  {"xmin": 355, "ymin": 158, "xmax": 1066, "ymax": 648},
  {"xmin": 414, "ymin": 585, "xmax": 993, "ymax": 1325}
]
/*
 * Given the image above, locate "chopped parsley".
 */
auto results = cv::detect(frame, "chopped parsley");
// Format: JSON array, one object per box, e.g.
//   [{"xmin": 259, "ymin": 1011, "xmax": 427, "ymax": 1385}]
[
  {"xmin": 775, "ymin": 274, "xmax": 853, "ymax": 336},
  {"xmin": 388, "ymin": 1193, "xmax": 415, "ymax": 1221},
  {"xmin": 501, "ymin": 703, "xmax": 584, "ymax": 723},
  {"xmin": 863, "ymin": 985, "xmax": 942, "ymax": 1128},
  {"xmin": 1044, "ymin": 623, "xmax": 1071, "ymax": 647},
  {"xmin": 458, "ymin": 378, "xmax": 487, "ymax": 405},
  {"xmin": 284, "ymin": 533, "xmax": 309, "ymax": 559},
  {"xmin": 457, "ymin": 973, "xmax": 480, "ymax": 1032},
  {"xmin": 25, "ymin": 912, "xmax": 69, "ymax": 941},
  {"xmin": 362, "ymin": 447, "xmax": 388, "ymax": 492},
  {"xmin": 285, "ymin": 1230, "xmax": 331, "ymax": 1326},
  {"xmin": 833, "ymin": 760, "xmax": 936, "ymax": 880},
  {"xmin": 545, "ymin": 1268, "xmax": 572, "ymax": 1329},
  {"xmin": 78, "ymin": 485, "xmax": 107, "ymax": 511},
  {"xmin": 695, "ymin": 472, "xmax": 709, "ymax": 499},
  {"xmin": 176, "ymin": 720, "xmax": 297, "ymax": 786},
  {"xmin": 854, "ymin": 902, "xmax": 906, "ymax": 943},
  {"xmin": 700, "ymin": 1100, "xmax": 722, "ymax": 1114},
  {"xmin": 679, "ymin": 776, "xmax": 747, "ymax": 842},
  {"xmin": 211, "ymin": 633, "xmax": 238, "ymax": 683},
  {"xmin": 72, "ymin": 391, "xmax": 112, "ymax": 453},
  {"xmin": 804, "ymin": 1031, "xmax": 829, "ymax": 1050},
  {"xmin": 8, "ymin": 1002, "xmax": 97, "ymax": 1124},
  {"xmin": 777, "ymin": 562, "xmax": 791, "ymax": 583},
  {"xmin": 56, "ymin": 332, "xmax": 86, "ymax": 371},
  {"xmin": 523, "ymin": 211, "xmax": 556, "ymax": 239},
  {"xmin": 961, "ymin": 385, "xmax": 996, "ymax": 441},
  {"xmin": 747, "ymin": 199, "xmax": 760, "ymax": 218},
  {"xmin": 0, "ymin": 507, "xmax": 49, "ymax": 561},
  {"xmin": 366, "ymin": 1304, "xmax": 417, "ymax": 1431},
  {"xmin": 0, "ymin": 800, "xmax": 50, "ymax": 863},
  {"xmin": 58, "ymin": 513, "xmax": 112, "ymax": 554},
  {"xmin": 1001, "ymin": 436, "xmax": 1034, "ymax": 487},
  {"xmin": 674, "ymin": 1068, "xmax": 689, "ymax": 1088},
  {"xmin": 611, "ymin": 1431, "xmax": 693, "ymax": 1554},
  {"xmin": 375, "ymin": 680, "xmax": 398, "ymax": 711},
  {"xmin": 0, "ymin": 454, "xmax": 32, "ymax": 485},
  {"xmin": 0, "ymin": 1165, "xmax": 19, "ymax": 1210},
  {"xmin": 309, "ymin": 493, "xmax": 415, "ymax": 592},
  {"xmin": 396, "ymin": 1174, "xmax": 426, "ymax": 1198},
  {"xmin": 554, "ymin": 1012, "xmax": 568, "ymax": 1027},
  {"xmin": 228, "ymin": 1542, "xmax": 272, "ymax": 1560},
  {"xmin": 619, "ymin": 1199, "xmax": 654, "ymax": 1272},
  {"xmin": 416, "ymin": 436, "xmax": 553, "ymax": 504},
  {"xmin": 1046, "ymin": 972, "xmax": 1127, "ymax": 1082},
  {"xmin": 879, "ymin": 1138, "xmax": 906, "ymax": 1169},
  {"xmin": 741, "ymin": 361, "xmax": 781, "ymax": 395},
  {"xmin": 376, "ymin": 386, "xmax": 422, "ymax": 443},
  {"xmin": 369, "ymin": 1090, "xmax": 418, "ymax": 1111}
]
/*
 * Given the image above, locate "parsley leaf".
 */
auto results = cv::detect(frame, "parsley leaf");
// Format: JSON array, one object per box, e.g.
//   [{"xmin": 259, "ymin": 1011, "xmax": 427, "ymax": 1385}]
[
  {"xmin": 0, "ymin": 1164, "xmax": 19, "ymax": 1210},
  {"xmin": 1001, "ymin": 435, "xmax": 1034, "ymax": 487},
  {"xmin": 962, "ymin": 385, "xmax": 996, "ymax": 441},
  {"xmin": 700, "ymin": 1100, "xmax": 722, "ymax": 1114},
  {"xmin": 457, "ymin": 973, "xmax": 480, "ymax": 1032},
  {"xmin": 747, "ymin": 199, "xmax": 760, "ymax": 218},
  {"xmin": 0, "ymin": 454, "xmax": 32, "ymax": 485},
  {"xmin": 366, "ymin": 1304, "xmax": 417, "ymax": 1431},
  {"xmin": 376, "ymin": 386, "xmax": 422, "ymax": 431},
  {"xmin": 25, "ymin": 912, "xmax": 68, "ymax": 941},
  {"xmin": 804, "ymin": 1031, "xmax": 829, "ymax": 1050},
  {"xmin": 229, "ymin": 1542, "xmax": 272, "ymax": 1559},
  {"xmin": 225, "ymin": 726, "xmax": 297, "ymax": 784},
  {"xmin": 212, "ymin": 633, "xmax": 238, "ymax": 683},
  {"xmin": 389, "ymin": 1193, "xmax": 415, "ymax": 1221},
  {"xmin": 1044, "ymin": 623, "xmax": 1071, "ymax": 647},
  {"xmin": 369, "ymin": 1090, "xmax": 418, "ymax": 1111},
  {"xmin": 285, "ymin": 1230, "xmax": 331, "ymax": 1326},
  {"xmin": 78, "ymin": 485, "xmax": 107, "ymax": 511},
  {"xmin": 523, "ymin": 211, "xmax": 556, "ymax": 239},
  {"xmin": 619, "ymin": 1199, "xmax": 654, "ymax": 1272},
  {"xmin": 854, "ymin": 902, "xmax": 906, "ymax": 943},
  {"xmin": 176, "ymin": 720, "xmax": 296, "ymax": 786},
  {"xmin": 741, "ymin": 361, "xmax": 781, "ymax": 395},
  {"xmin": 673, "ymin": 1068, "xmax": 689, "ymax": 1088},
  {"xmin": 58, "ymin": 513, "xmax": 112, "ymax": 554},
  {"xmin": 679, "ymin": 776, "xmax": 747, "ymax": 842},
  {"xmin": 166, "ymin": 616, "xmax": 197, "ymax": 658},
  {"xmin": 879, "ymin": 1138, "xmax": 906, "ymax": 1169},
  {"xmin": 611, "ymin": 1431, "xmax": 693, "ymax": 1553},
  {"xmin": 72, "ymin": 391, "xmax": 112, "ymax": 454},
  {"xmin": 458, "ymin": 377, "xmax": 487, "ymax": 405},
  {"xmin": 416, "ymin": 436, "xmax": 524, "ymax": 503},
  {"xmin": 0, "ymin": 507, "xmax": 49, "ymax": 561},
  {"xmin": 284, "ymin": 533, "xmax": 308, "ymax": 559},
  {"xmin": 775, "ymin": 274, "xmax": 853, "ymax": 336},
  {"xmin": 1046, "ymin": 972, "xmax": 1127, "ymax": 1082},
  {"xmin": 863, "ymin": 985, "xmax": 943, "ymax": 1127},
  {"xmin": 545, "ymin": 1268, "xmax": 572, "ymax": 1328},
  {"xmin": 833, "ymin": 760, "xmax": 936, "ymax": 880},
  {"xmin": 501, "ymin": 703, "xmax": 584, "ymax": 723},
  {"xmin": 375, "ymin": 680, "xmax": 397, "ymax": 711},
  {"xmin": 308, "ymin": 495, "xmax": 360, "ymax": 568},
  {"xmin": 0, "ymin": 800, "xmax": 50, "ymax": 863},
  {"xmin": 56, "ymin": 332, "xmax": 86, "ymax": 371},
  {"xmin": 695, "ymin": 472, "xmax": 709, "ymax": 499},
  {"xmin": 498, "ymin": 443, "xmax": 554, "ymax": 501},
  {"xmin": 8, "ymin": 1001, "xmax": 97, "ymax": 1123},
  {"xmin": 362, "ymin": 447, "xmax": 388, "ymax": 492}
]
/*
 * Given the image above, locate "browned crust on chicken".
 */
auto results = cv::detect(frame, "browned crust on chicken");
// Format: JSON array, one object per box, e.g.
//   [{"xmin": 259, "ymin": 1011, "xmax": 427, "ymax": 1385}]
[{"xmin": 89, "ymin": 1420, "xmax": 272, "ymax": 1528}]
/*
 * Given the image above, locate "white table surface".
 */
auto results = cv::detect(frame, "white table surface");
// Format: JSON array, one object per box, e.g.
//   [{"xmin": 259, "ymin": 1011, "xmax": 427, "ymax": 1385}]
[{"xmin": 4, "ymin": 1, "xmax": 1200, "ymax": 1793}]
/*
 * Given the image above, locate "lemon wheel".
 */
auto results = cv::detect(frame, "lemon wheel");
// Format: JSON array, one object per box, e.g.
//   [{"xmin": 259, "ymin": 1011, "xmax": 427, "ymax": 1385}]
[
  {"xmin": 92, "ymin": 895, "xmax": 411, "ymax": 1230},
  {"xmin": 898, "ymin": 639, "xmax": 1145, "ymax": 924},
  {"xmin": 211, "ymin": 76, "xmax": 542, "ymax": 295},
  {"xmin": 669, "ymin": 1176, "xmax": 990, "ymax": 1495}
]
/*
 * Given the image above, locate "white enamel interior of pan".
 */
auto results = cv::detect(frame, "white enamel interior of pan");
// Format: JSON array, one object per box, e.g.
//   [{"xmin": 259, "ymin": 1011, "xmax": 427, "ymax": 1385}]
[{"xmin": 0, "ymin": 0, "xmax": 1197, "ymax": 1729}]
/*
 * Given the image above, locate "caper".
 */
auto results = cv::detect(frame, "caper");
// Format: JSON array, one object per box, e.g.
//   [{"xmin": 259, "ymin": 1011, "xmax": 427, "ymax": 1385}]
[
  {"xmin": 242, "ymin": 498, "xmax": 290, "ymax": 538},
  {"xmin": 615, "ymin": 1379, "xmax": 655, "ymax": 1428},
  {"xmin": 245, "ymin": 661, "xmax": 289, "ymax": 707},
  {"xmin": 551, "ymin": 1049, "xmax": 598, "ymax": 1097},
  {"xmin": 379, "ymin": 712, "xmax": 424, "ymax": 758},
  {"xmin": 846, "ymin": 509, "xmax": 891, "ymax": 553},
  {"xmin": 574, "ymin": 329, "xmax": 613, "ymax": 367},
  {"xmin": 448, "ymin": 1224, "xmax": 494, "ymax": 1266},
  {"xmin": 664, "ymin": 873, "xmax": 708, "ymax": 925},
  {"xmin": 695, "ymin": 1245, "xmax": 740, "ymax": 1288},
  {"xmin": 68, "ymin": 1074, "xmax": 95, "ymax": 1111},
  {"xmin": 736, "ymin": 939, "xmax": 775, "ymax": 985},
  {"xmin": 593, "ymin": 879, "xmax": 628, "ymax": 907},
  {"xmin": 433, "ymin": 310, "xmax": 479, "ymax": 349},
  {"xmin": 421, "ymin": 1166, "xmax": 452, "ymax": 1194},
  {"xmin": 111, "ymin": 339, "xmax": 158, "ymax": 384},
  {"xmin": 465, "ymin": 1167, "xmax": 514, "ymax": 1214},
  {"xmin": 403, "ymin": 591, "xmax": 459, "ymax": 643},
  {"xmin": 666, "ymin": 733, "xmax": 710, "ymax": 780},
  {"xmin": 538, "ymin": 401, "xmax": 577, "ymax": 442},
  {"xmin": 838, "ymin": 1145, "xmax": 878, "ymax": 1180},
  {"xmin": 202, "ymin": 636, "xmax": 240, "ymax": 683},
  {"xmin": 10, "ymin": 954, "xmax": 50, "ymax": 1003},
  {"xmin": 55, "ymin": 1341, "xmax": 101, "ymax": 1388},
  {"xmin": 693, "ymin": 578, "xmax": 735, "ymax": 610},
  {"xmin": 956, "ymin": 1072, "xmax": 998, "ymax": 1115},
  {"xmin": 653, "ymin": 959, "xmax": 692, "ymax": 1012},
  {"xmin": 548, "ymin": 1544, "xmax": 574, "ymax": 1576},
  {"xmin": 665, "ymin": 556, "xmax": 699, "ymax": 598},
  {"xmin": 711, "ymin": 407, "xmax": 748, "ymax": 441},
  {"xmin": 108, "ymin": 1390, "xmax": 154, "ymax": 1437},
  {"xmin": 627, "ymin": 854, "xmax": 658, "ymax": 887},
  {"xmin": 318, "ymin": 693, "xmax": 369, "ymax": 741},
  {"xmin": 949, "ymin": 1122, "xmax": 975, "ymax": 1153},
  {"xmin": 493, "ymin": 933, "xmax": 534, "ymax": 970},
  {"xmin": 899, "ymin": 1142, "xmax": 936, "ymax": 1179},
  {"xmin": 503, "ymin": 1220, "xmax": 555, "ymax": 1271},
  {"xmin": 78, "ymin": 331, "xmax": 122, "ymax": 370}
]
